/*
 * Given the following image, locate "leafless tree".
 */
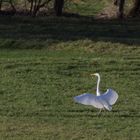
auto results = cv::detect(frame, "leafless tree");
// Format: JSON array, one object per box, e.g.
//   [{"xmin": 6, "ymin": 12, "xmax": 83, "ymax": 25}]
[{"xmin": 28, "ymin": 0, "xmax": 51, "ymax": 16}]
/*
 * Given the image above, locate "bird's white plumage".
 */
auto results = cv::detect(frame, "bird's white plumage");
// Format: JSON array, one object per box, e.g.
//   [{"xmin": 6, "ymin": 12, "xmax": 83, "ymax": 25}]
[
  {"xmin": 74, "ymin": 93, "xmax": 103, "ymax": 109},
  {"xmin": 102, "ymin": 89, "xmax": 118, "ymax": 105},
  {"xmin": 73, "ymin": 73, "xmax": 118, "ymax": 112}
]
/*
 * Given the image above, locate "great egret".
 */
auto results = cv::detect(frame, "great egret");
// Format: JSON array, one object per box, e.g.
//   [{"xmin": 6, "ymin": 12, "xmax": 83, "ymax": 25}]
[{"xmin": 74, "ymin": 73, "xmax": 118, "ymax": 113}]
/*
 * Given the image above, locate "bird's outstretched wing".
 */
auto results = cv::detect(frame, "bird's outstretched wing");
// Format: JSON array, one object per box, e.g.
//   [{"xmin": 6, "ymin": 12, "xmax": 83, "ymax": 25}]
[
  {"xmin": 74, "ymin": 93, "xmax": 103, "ymax": 109},
  {"xmin": 102, "ymin": 89, "xmax": 118, "ymax": 105}
]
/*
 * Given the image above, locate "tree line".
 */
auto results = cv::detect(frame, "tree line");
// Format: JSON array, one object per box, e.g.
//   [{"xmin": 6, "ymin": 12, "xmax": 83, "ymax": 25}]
[{"xmin": 0, "ymin": 0, "xmax": 140, "ymax": 18}]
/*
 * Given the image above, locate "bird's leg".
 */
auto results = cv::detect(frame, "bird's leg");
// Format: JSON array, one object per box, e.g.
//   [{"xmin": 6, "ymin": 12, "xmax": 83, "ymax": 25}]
[{"xmin": 102, "ymin": 108, "xmax": 105, "ymax": 116}]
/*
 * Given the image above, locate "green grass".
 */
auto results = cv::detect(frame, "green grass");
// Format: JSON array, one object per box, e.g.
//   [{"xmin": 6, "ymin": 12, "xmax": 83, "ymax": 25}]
[
  {"xmin": 65, "ymin": 0, "xmax": 105, "ymax": 16},
  {"xmin": 0, "ymin": 15, "xmax": 140, "ymax": 139}
]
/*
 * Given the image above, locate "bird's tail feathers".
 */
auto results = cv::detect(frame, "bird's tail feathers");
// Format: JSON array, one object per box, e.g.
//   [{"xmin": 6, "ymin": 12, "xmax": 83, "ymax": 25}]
[{"xmin": 104, "ymin": 104, "xmax": 112, "ymax": 111}]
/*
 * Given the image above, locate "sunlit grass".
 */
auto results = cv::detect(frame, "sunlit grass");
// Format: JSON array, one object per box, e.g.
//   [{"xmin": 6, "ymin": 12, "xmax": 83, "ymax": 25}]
[
  {"xmin": 65, "ymin": 0, "xmax": 105, "ymax": 15},
  {"xmin": 0, "ymin": 39, "xmax": 140, "ymax": 139}
]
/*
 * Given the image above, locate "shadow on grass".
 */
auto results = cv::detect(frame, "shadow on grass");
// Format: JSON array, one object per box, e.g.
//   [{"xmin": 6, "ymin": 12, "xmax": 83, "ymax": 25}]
[{"xmin": 0, "ymin": 15, "xmax": 140, "ymax": 49}]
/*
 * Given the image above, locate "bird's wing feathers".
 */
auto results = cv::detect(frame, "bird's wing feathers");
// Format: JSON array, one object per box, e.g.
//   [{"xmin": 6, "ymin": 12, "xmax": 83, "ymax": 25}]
[
  {"xmin": 102, "ymin": 89, "xmax": 118, "ymax": 105},
  {"xmin": 74, "ymin": 93, "xmax": 103, "ymax": 109}
]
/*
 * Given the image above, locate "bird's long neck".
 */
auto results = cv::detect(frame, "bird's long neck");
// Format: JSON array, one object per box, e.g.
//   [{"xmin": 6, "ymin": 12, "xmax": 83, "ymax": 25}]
[{"xmin": 96, "ymin": 75, "xmax": 100, "ymax": 96}]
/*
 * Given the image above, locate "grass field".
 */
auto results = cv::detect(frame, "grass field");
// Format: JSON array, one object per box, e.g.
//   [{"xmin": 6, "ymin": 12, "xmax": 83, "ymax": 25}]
[{"xmin": 0, "ymin": 2, "xmax": 140, "ymax": 139}]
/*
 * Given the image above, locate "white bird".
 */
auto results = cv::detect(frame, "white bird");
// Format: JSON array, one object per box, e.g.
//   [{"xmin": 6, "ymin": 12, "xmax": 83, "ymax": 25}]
[{"xmin": 74, "ymin": 73, "xmax": 118, "ymax": 114}]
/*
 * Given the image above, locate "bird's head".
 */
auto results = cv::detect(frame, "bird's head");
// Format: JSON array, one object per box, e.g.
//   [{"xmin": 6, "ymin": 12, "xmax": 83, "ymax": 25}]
[{"xmin": 90, "ymin": 73, "xmax": 100, "ymax": 77}]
